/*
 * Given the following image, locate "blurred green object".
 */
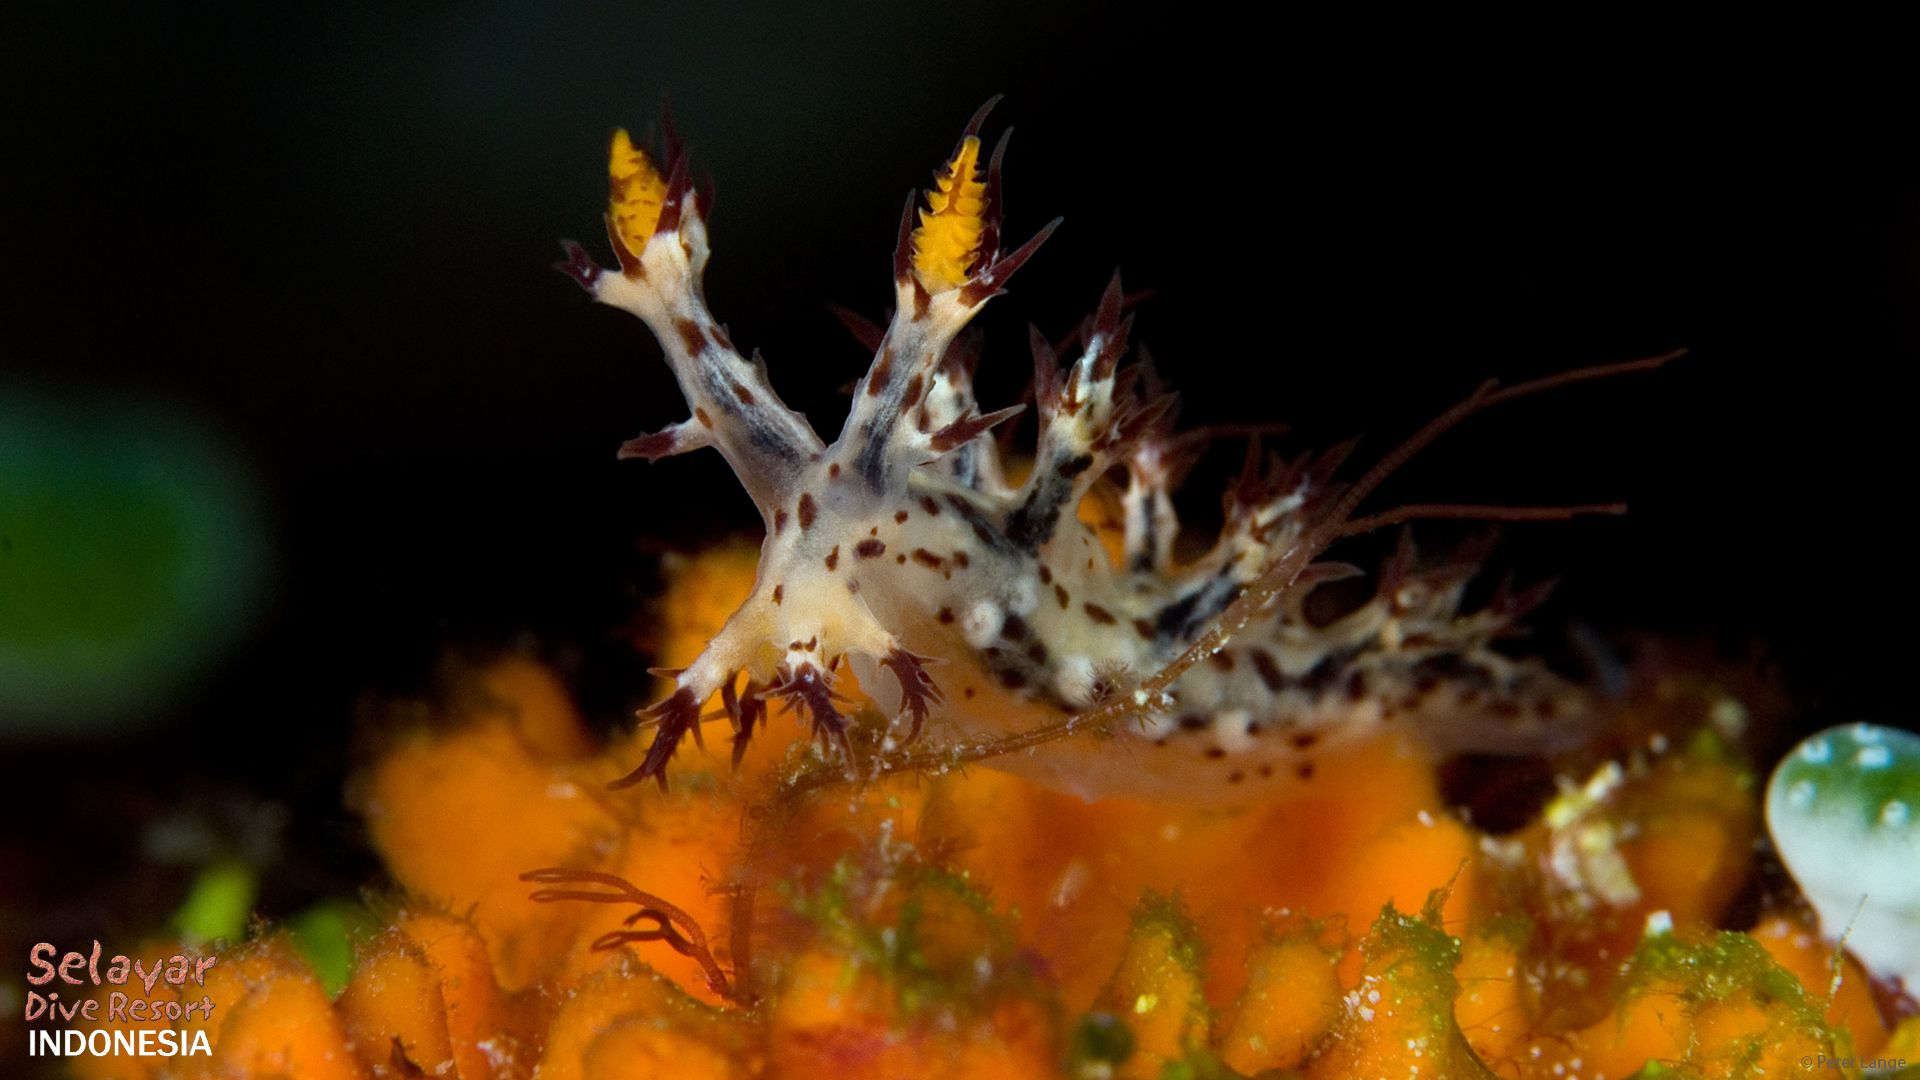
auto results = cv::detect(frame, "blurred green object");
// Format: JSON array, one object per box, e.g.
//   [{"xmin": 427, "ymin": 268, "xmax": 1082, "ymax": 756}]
[
  {"xmin": 171, "ymin": 860, "xmax": 258, "ymax": 945},
  {"xmin": 0, "ymin": 383, "xmax": 268, "ymax": 731},
  {"xmin": 288, "ymin": 901, "xmax": 369, "ymax": 997}
]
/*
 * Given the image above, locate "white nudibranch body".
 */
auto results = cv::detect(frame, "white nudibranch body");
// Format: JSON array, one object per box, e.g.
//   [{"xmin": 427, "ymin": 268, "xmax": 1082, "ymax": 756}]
[
  {"xmin": 562, "ymin": 108, "xmax": 1598, "ymax": 802},
  {"xmin": 1766, "ymin": 723, "xmax": 1920, "ymax": 995}
]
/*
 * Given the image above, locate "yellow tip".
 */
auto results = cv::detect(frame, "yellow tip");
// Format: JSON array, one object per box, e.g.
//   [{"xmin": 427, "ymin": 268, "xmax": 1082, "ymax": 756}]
[
  {"xmin": 910, "ymin": 135, "xmax": 988, "ymax": 293},
  {"xmin": 609, "ymin": 128, "xmax": 668, "ymax": 260}
]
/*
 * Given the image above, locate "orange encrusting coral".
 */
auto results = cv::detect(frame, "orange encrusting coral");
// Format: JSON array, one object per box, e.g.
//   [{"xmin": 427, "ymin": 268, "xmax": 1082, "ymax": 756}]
[
  {"xmin": 186, "ymin": 937, "xmax": 366, "ymax": 1080},
  {"xmin": 98, "ymin": 543, "xmax": 1893, "ymax": 1078}
]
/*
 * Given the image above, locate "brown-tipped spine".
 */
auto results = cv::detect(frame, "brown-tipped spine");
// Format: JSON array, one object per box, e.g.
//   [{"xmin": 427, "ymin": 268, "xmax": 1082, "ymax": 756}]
[
  {"xmin": 960, "ymin": 217, "xmax": 1061, "ymax": 306},
  {"xmin": 611, "ymin": 686, "xmax": 703, "ymax": 791},
  {"xmin": 881, "ymin": 648, "xmax": 942, "ymax": 741},
  {"xmin": 930, "ymin": 404, "xmax": 1026, "ymax": 453},
  {"xmin": 555, "ymin": 239, "xmax": 604, "ymax": 291}
]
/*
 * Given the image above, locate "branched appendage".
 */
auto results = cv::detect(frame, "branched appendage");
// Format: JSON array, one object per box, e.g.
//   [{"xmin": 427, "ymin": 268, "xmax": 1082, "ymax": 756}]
[
  {"xmin": 521, "ymin": 868, "xmax": 743, "ymax": 1004},
  {"xmin": 764, "ymin": 659, "xmax": 855, "ymax": 758},
  {"xmin": 879, "ymin": 648, "xmax": 942, "ymax": 742},
  {"xmin": 573, "ymin": 102, "xmax": 1071, "ymax": 789}
]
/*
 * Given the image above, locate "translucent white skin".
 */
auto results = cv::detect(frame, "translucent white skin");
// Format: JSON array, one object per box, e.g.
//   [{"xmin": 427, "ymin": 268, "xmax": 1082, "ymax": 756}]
[
  {"xmin": 1767, "ymin": 723, "xmax": 1920, "ymax": 994},
  {"xmin": 579, "ymin": 164, "xmax": 1589, "ymax": 803}
]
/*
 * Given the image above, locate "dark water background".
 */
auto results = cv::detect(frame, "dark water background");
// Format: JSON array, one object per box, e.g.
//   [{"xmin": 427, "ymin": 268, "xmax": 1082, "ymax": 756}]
[{"xmin": 2, "ymin": 3, "xmax": 1914, "ymax": 977}]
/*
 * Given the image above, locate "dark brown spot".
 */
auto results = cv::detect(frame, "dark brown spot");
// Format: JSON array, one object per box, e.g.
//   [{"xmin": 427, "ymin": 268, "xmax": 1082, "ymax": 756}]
[
  {"xmin": 918, "ymin": 495, "xmax": 942, "ymax": 516},
  {"xmin": 1209, "ymin": 650, "xmax": 1236, "ymax": 672},
  {"xmin": 674, "ymin": 318, "xmax": 708, "ymax": 354},
  {"xmin": 774, "ymin": 509, "xmax": 789, "ymax": 533},
  {"xmin": 896, "ymin": 554, "xmax": 906, "ymax": 564},
  {"xmin": 828, "ymin": 462, "xmax": 841, "ymax": 478},
  {"xmin": 1289, "ymin": 731, "xmax": 1320, "ymax": 750},
  {"xmin": 824, "ymin": 545, "xmax": 840, "ymax": 570},
  {"xmin": 1491, "ymin": 699, "xmax": 1522, "ymax": 720},
  {"xmin": 731, "ymin": 381, "xmax": 756, "ymax": 405},
  {"xmin": 1054, "ymin": 584, "xmax": 1070, "ymax": 609},
  {"xmin": 1227, "ymin": 771, "xmax": 1245, "ymax": 784},
  {"xmin": 1258, "ymin": 764, "xmax": 1274, "ymax": 778},
  {"xmin": 1204, "ymin": 747, "xmax": 1227, "ymax": 760},
  {"xmin": 951, "ymin": 551, "xmax": 970, "ymax": 568},
  {"xmin": 894, "ymin": 510, "xmax": 910, "ymax": 524},
  {"xmin": 1131, "ymin": 618, "xmax": 1156, "ymax": 641},
  {"xmin": 1296, "ymin": 762, "xmax": 1316, "ymax": 780},
  {"xmin": 1534, "ymin": 697, "xmax": 1558, "ymax": 720},
  {"xmin": 901, "ymin": 372, "xmax": 925, "ymax": 408},
  {"xmin": 867, "ymin": 349, "xmax": 894, "ymax": 393},
  {"xmin": 1083, "ymin": 603, "xmax": 1116, "ymax": 625},
  {"xmin": 1249, "ymin": 649, "xmax": 1285, "ymax": 692},
  {"xmin": 856, "ymin": 538, "xmax": 886, "ymax": 558},
  {"xmin": 936, "ymin": 607, "xmax": 955, "ymax": 623},
  {"xmin": 869, "ymin": 526, "xmax": 879, "ymax": 536},
  {"xmin": 962, "ymin": 686, "xmax": 976, "ymax": 699},
  {"xmin": 772, "ymin": 584, "xmax": 784, "ymax": 605},
  {"xmin": 1345, "ymin": 670, "xmax": 1369, "ymax": 701},
  {"xmin": 797, "ymin": 493, "xmax": 818, "ymax": 530},
  {"xmin": 710, "ymin": 324, "xmax": 735, "ymax": 350},
  {"xmin": 997, "ymin": 669, "xmax": 1028, "ymax": 690},
  {"xmin": 1026, "ymin": 641, "xmax": 1049, "ymax": 664},
  {"xmin": 912, "ymin": 549, "xmax": 944, "ymax": 568},
  {"xmin": 1001, "ymin": 614, "xmax": 1030, "ymax": 640},
  {"xmin": 694, "ymin": 407, "xmax": 713, "ymax": 428},
  {"xmin": 1037, "ymin": 565, "xmax": 1053, "ymax": 585},
  {"xmin": 1178, "ymin": 714, "xmax": 1208, "ymax": 731}
]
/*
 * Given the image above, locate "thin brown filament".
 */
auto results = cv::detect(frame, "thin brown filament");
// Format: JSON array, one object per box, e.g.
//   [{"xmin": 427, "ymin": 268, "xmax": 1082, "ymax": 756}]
[
  {"xmin": 521, "ymin": 868, "xmax": 740, "ymax": 1003},
  {"xmin": 1336, "ymin": 502, "xmax": 1628, "ymax": 539}
]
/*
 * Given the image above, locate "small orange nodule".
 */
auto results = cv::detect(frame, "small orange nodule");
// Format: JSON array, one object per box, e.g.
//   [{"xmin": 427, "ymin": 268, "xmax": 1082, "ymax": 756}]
[
  {"xmin": 1753, "ymin": 913, "xmax": 1890, "ymax": 1058},
  {"xmin": 1219, "ymin": 926, "xmax": 1343, "ymax": 1074},
  {"xmin": 910, "ymin": 135, "xmax": 988, "ymax": 292},
  {"xmin": 188, "ymin": 937, "xmax": 366, "ymax": 1080}
]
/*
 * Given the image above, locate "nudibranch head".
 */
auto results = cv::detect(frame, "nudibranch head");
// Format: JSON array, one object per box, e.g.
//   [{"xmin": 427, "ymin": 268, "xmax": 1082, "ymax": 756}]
[{"xmin": 1766, "ymin": 722, "xmax": 1920, "ymax": 994}]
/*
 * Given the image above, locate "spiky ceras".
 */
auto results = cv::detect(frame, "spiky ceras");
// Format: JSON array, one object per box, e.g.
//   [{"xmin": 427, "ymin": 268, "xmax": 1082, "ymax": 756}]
[{"xmin": 558, "ymin": 104, "xmax": 1670, "ymax": 798}]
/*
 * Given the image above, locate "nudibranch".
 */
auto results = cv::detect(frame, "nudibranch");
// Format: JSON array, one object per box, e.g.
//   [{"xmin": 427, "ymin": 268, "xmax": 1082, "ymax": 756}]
[{"xmin": 558, "ymin": 105, "xmax": 1611, "ymax": 802}]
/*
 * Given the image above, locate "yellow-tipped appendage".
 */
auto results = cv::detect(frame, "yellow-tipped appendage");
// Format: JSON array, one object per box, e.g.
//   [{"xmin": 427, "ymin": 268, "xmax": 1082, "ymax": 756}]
[
  {"xmin": 609, "ymin": 128, "xmax": 668, "ymax": 260},
  {"xmin": 910, "ymin": 135, "xmax": 988, "ymax": 293}
]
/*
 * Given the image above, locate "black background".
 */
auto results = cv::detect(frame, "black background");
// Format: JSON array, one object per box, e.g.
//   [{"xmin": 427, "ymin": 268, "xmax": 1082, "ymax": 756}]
[{"xmin": 3, "ymin": 5, "xmax": 1915, "ymax": 940}]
